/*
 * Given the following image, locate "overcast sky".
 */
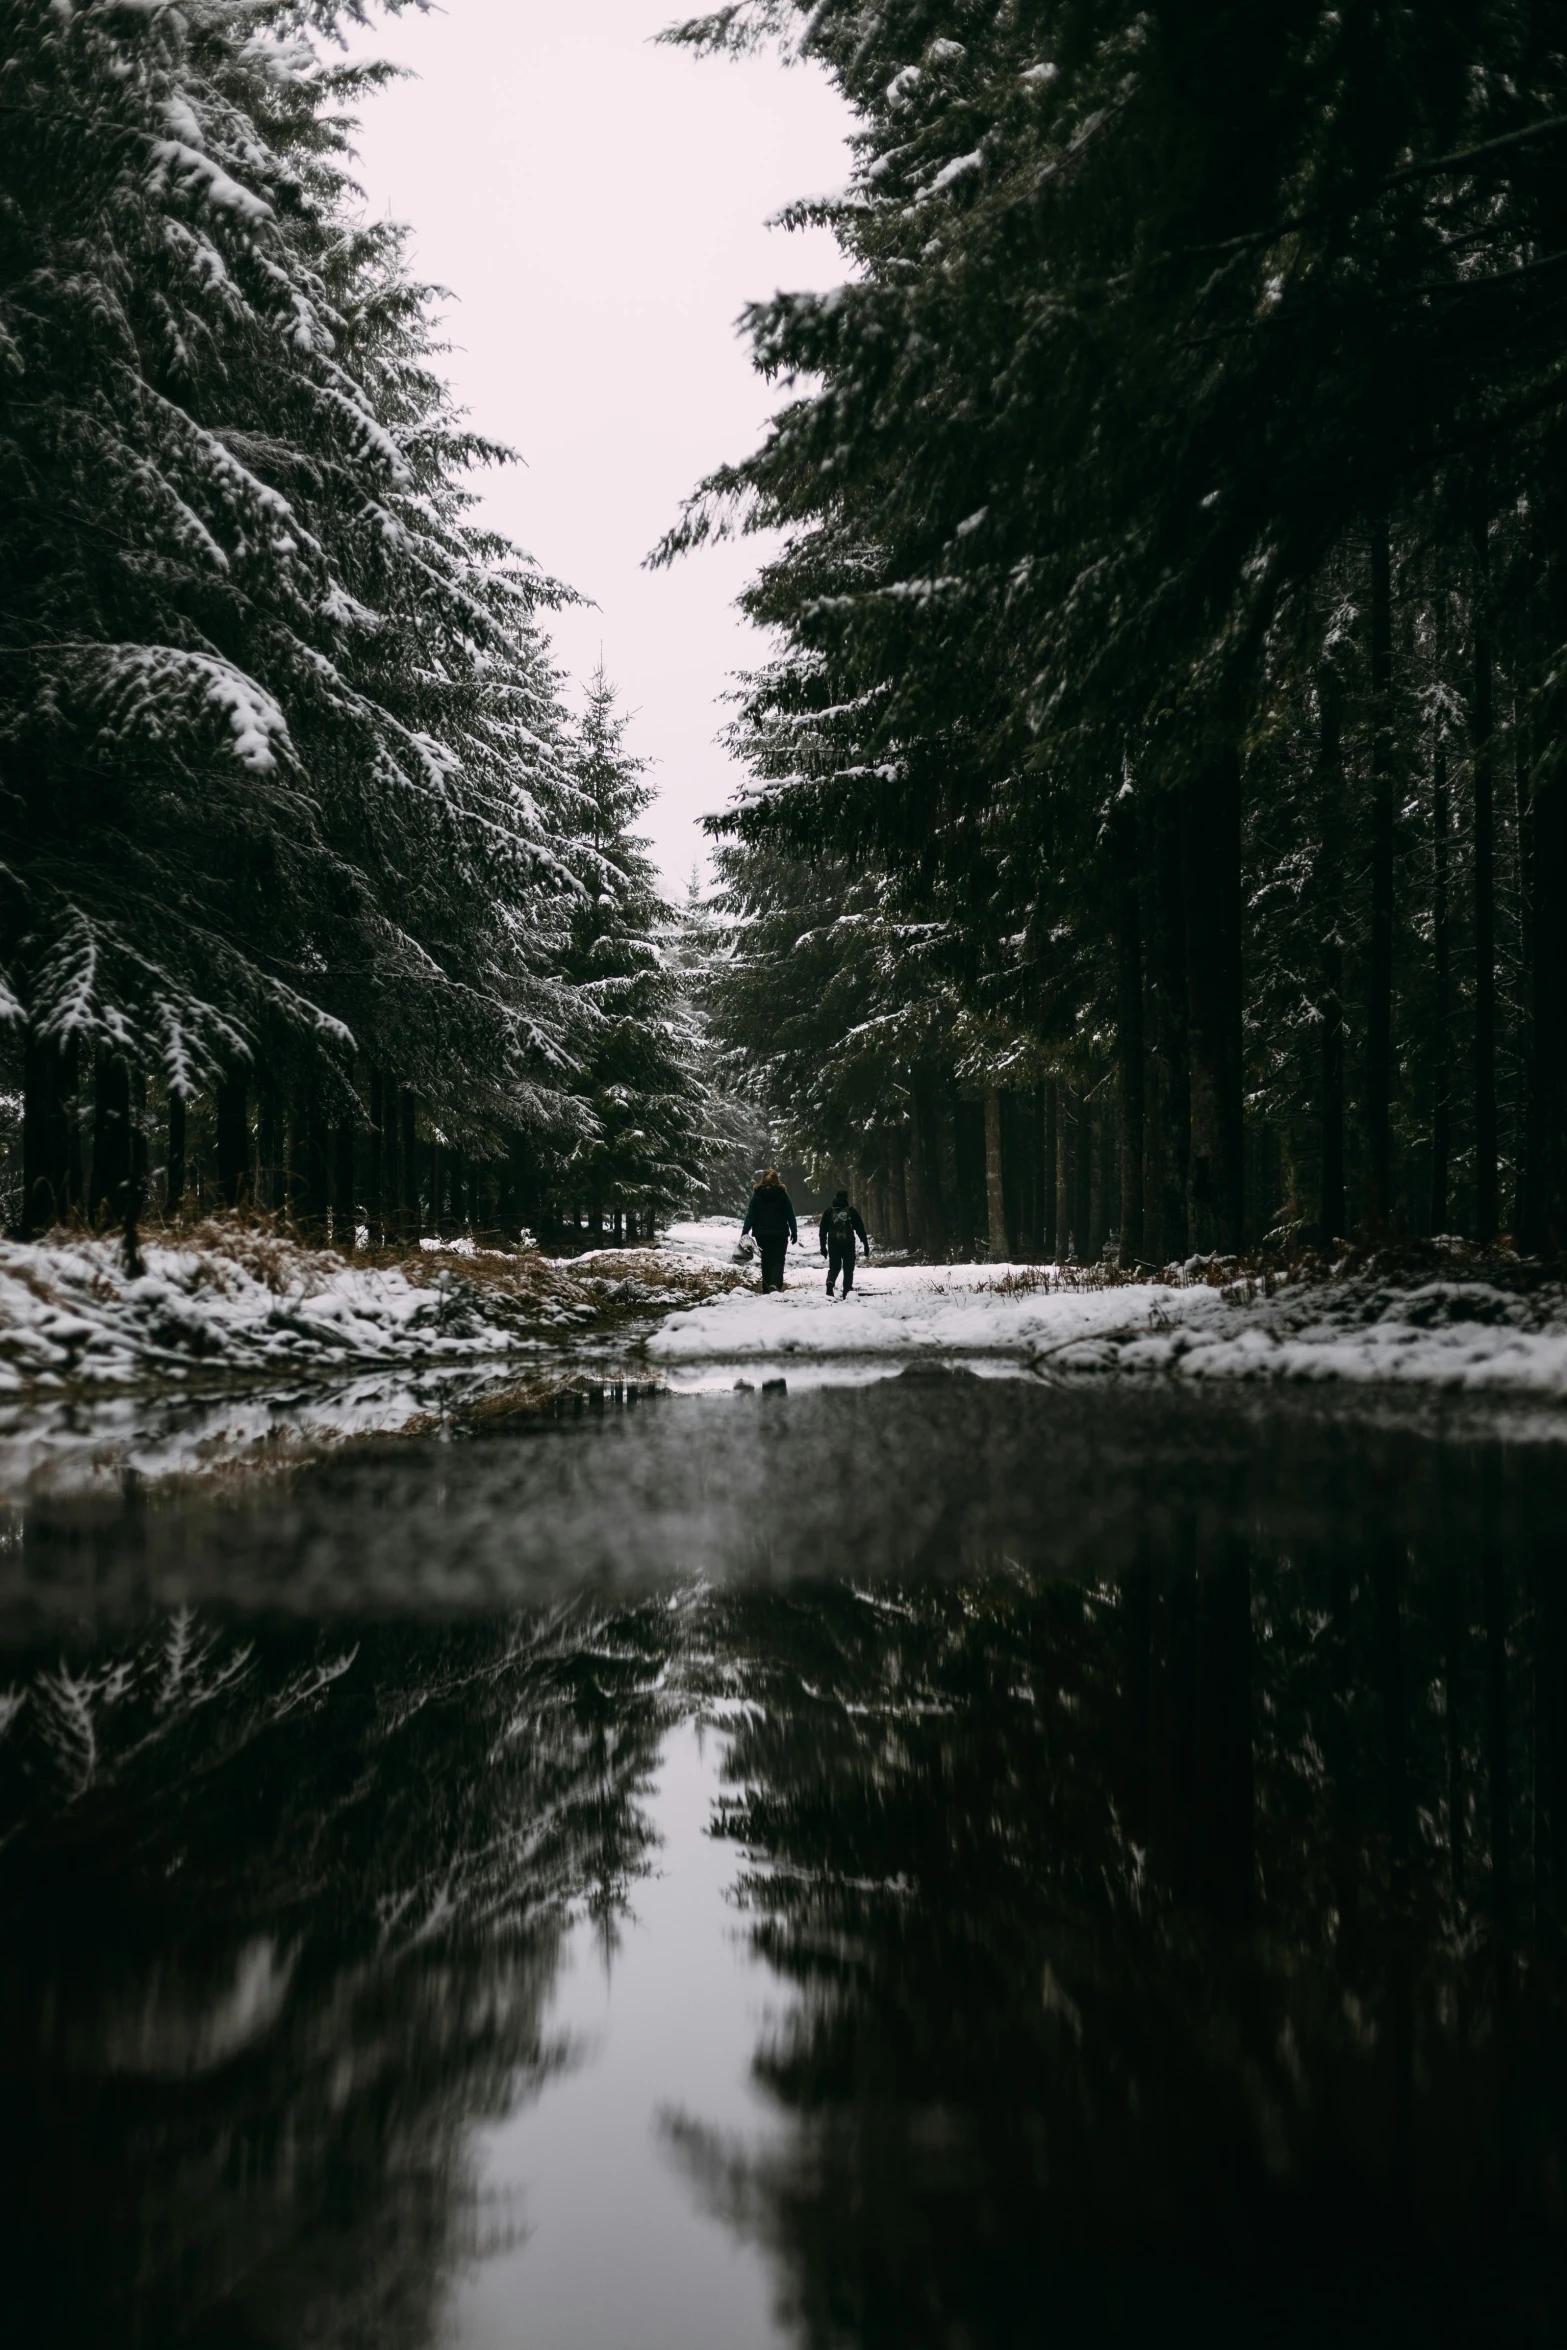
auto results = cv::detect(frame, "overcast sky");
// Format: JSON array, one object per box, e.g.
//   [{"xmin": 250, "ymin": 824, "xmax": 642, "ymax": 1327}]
[{"xmin": 345, "ymin": 3, "xmax": 851, "ymax": 889}]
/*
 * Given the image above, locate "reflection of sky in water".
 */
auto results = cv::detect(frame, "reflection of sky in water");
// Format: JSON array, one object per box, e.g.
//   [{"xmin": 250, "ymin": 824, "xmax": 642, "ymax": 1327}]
[{"xmin": 450, "ymin": 1722, "xmax": 790, "ymax": 2350}]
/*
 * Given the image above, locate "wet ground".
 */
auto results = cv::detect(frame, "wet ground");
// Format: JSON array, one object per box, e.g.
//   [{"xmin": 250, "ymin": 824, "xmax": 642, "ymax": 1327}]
[{"xmin": 4, "ymin": 1366, "xmax": 1567, "ymax": 2346}]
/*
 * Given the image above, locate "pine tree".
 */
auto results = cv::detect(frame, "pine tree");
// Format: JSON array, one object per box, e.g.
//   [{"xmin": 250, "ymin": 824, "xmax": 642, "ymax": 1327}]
[
  {"xmin": 669, "ymin": 0, "xmax": 1567, "ymax": 1257},
  {"xmin": 550, "ymin": 670, "xmax": 711, "ymax": 1240},
  {"xmin": 0, "ymin": 1, "xmax": 597, "ymax": 1236}
]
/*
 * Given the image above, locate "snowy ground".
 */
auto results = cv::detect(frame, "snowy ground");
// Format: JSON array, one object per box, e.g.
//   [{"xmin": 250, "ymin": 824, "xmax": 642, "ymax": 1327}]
[
  {"xmin": 0, "ymin": 1230, "xmax": 585, "ymax": 1392},
  {"xmin": 2, "ymin": 1216, "xmax": 1566, "ymax": 1499},
  {"xmin": 654, "ymin": 1220, "xmax": 1567, "ymax": 1400}
]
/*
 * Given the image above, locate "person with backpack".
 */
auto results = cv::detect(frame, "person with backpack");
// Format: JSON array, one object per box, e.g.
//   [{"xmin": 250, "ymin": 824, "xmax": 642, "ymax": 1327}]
[
  {"xmin": 818, "ymin": 1189, "xmax": 870, "ymax": 1297},
  {"xmin": 741, "ymin": 1168, "xmax": 799, "ymax": 1293}
]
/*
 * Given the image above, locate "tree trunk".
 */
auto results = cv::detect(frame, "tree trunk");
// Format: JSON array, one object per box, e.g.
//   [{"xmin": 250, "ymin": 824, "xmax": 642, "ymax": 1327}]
[
  {"xmin": 1183, "ymin": 746, "xmax": 1244, "ymax": 1253},
  {"xmin": 1153, "ymin": 796, "xmax": 1190, "ymax": 1260},
  {"xmin": 216, "ymin": 1066, "xmax": 249, "ymax": 1209},
  {"xmin": 1043, "ymin": 1083, "xmax": 1058, "ymax": 1260},
  {"xmin": 257, "ymin": 1072, "xmax": 282, "ymax": 1216},
  {"xmin": 1366, "ymin": 513, "xmax": 1395, "ymax": 1231},
  {"xmin": 1318, "ymin": 664, "xmax": 1346, "ymax": 1243},
  {"xmin": 1526, "ymin": 770, "xmax": 1567, "ymax": 1249},
  {"xmin": 22, "ymin": 1031, "xmax": 78, "ymax": 1238},
  {"xmin": 1431, "ymin": 655, "xmax": 1452, "ymax": 1233},
  {"xmin": 1473, "ymin": 505, "xmax": 1498, "ymax": 1242},
  {"xmin": 1515, "ymin": 692, "xmax": 1536, "ymax": 1239},
  {"xmin": 1056, "ymin": 1086, "xmax": 1075, "ymax": 1260},
  {"xmin": 1076, "ymin": 1088, "xmax": 1094, "ymax": 1259},
  {"xmin": 910, "ymin": 1074, "xmax": 947, "ymax": 1258},
  {"xmin": 886, "ymin": 1129, "xmax": 909, "ymax": 1250},
  {"xmin": 1113, "ymin": 790, "xmax": 1146, "ymax": 1265},
  {"xmin": 90, "ymin": 1049, "xmax": 134, "ymax": 1230},
  {"xmin": 983, "ymin": 1088, "xmax": 1008, "ymax": 1261},
  {"xmin": 1032, "ymin": 1085, "xmax": 1048, "ymax": 1256},
  {"xmin": 369, "ymin": 1070, "xmax": 385, "ymax": 1240},
  {"xmin": 334, "ymin": 1111, "xmax": 356, "ymax": 1245},
  {"xmin": 301, "ymin": 1089, "xmax": 330, "ymax": 1231},
  {"xmin": 400, "ymin": 1090, "xmax": 419, "ymax": 1232},
  {"xmin": 167, "ymin": 1089, "xmax": 187, "ymax": 1220},
  {"xmin": 952, "ymin": 1086, "xmax": 981, "ymax": 1257}
]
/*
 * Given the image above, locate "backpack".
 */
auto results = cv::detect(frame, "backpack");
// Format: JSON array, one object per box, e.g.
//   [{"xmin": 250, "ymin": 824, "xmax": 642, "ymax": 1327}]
[{"xmin": 829, "ymin": 1204, "xmax": 854, "ymax": 1244}]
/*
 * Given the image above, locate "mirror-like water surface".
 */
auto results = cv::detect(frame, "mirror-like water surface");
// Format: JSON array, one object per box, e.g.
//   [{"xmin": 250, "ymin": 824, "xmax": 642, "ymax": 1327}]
[{"xmin": 4, "ymin": 1372, "xmax": 1567, "ymax": 2347}]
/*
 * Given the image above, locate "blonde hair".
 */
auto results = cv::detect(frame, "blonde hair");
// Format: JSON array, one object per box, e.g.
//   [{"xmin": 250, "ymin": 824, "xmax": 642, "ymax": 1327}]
[{"xmin": 759, "ymin": 1167, "xmax": 782, "ymax": 1189}]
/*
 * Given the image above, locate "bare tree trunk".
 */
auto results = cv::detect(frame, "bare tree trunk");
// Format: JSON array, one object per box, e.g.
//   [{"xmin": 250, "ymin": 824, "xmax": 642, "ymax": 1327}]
[
  {"xmin": 1154, "ymin": 796, "xmax": 1190, "ymax": 1259},
  {"xmin": 22, "ymin": 1031, "xmax": 78, "ymax": 1238},
  {"xmin": 369, "ymin": 1070, "xmax": 385, "ymax": 1242},
  {"xmin": 886, "ymin": 1129, "xmax": 909, "ymax": 1250},
  {"xmin": 1043, "ymin": 1083, "xmax": 1058, "ymax": 1259},
  {"xmin": 1318, "ymin": 664, "xmax": 1347, "ymax": 1242},
  {"xmin": 1527, "ymin": 769, "xmax": 1567, "ymax": 1249},
  {"xmin": 400, "ymin": 1090, "xmax": 419, "ymax": 1235},
  {"xmin": 983, "ymin": 1087, "xmax": 1007, "ymax": 1261},
  {"xmin": 1366, "ymin": 513, "xmax": 1395, "ymax": 1231},
  {"xmin": 1183, "ymin": 746, "xmax": 1244, "ymax": 1253},
  {"xmin": 1515, "ymin": 690, "xmax": 1536, "ymax": 1240},
  {"xmin": 216, "ymin": 1066, "xmax": 249, "ymax": 1209},
  {"xmin": 167, "ymin": 1089, "xmax": 186, "ymax": 1220},
  {"xmin": 1431, "ymin": 660, "xmax": 1452, "ymax": 1234},
  {"xmin": 1473, "ymin": 502, "xmax": 1498, "ymax": 1242},
  {"xmin": 1113, "ymin": 789, "xmax": 1146, "ymax": 1265},
  {"xmin": 334, "ymin": 1109, "xmax": 356, "ymax": 1247},
  {"xmin": 301, "ymin": 1089, "xmax": 330, "ymax": 1233},
  {"xmin": 257, "ymin": 1072, "xmax": 282, "ymax": 1216},
  {"xmin": 910, "ymin": 1073, "xmax": 947, "ymax": 1257}
]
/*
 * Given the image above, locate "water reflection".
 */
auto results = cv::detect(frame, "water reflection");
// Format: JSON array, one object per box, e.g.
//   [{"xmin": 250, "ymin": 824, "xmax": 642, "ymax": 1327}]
[
  {"xmin": 0, "ymin": 1606, "xmax": 671, "ymax": 2348},
  {"xmin": 3, "ymin": 1385, "xmax": 1567, "ymax": 2345},
  {"xmin": 678, "ymin": 1533, "xmax": 1567, "ymax": 2346}
]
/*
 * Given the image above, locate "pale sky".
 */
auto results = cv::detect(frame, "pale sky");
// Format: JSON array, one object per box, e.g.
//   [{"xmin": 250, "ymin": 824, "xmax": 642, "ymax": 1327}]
[{"xmin": 345, "ymin": 3, "xmax": 852, "ymax": 889}]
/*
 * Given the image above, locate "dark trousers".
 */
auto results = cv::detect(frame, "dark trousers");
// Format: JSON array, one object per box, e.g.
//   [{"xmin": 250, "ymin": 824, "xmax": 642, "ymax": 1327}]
[
  {"xmin": 759, "ymin": 1237, "xmax": 788, "ymax": 1292},
  {"xmin": 826, "ymin": 1241, "xmax": 855, "ymax": 1294}
]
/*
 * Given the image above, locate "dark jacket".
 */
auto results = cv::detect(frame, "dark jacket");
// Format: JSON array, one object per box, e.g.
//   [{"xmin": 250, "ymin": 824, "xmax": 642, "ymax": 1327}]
[
  {"xmin": 819, "ymin": 1201, "xmax": 869, "ymax": 1257},
  {"xmin": 742, "ymin": 1184, "xmax": 798, "ymax": 1244}
]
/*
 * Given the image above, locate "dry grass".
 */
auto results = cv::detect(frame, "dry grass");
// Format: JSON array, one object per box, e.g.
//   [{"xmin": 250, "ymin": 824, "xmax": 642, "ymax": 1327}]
[{"xmin": 156, "ymin": 1215, "xmax": 741, "ymax": 1319}]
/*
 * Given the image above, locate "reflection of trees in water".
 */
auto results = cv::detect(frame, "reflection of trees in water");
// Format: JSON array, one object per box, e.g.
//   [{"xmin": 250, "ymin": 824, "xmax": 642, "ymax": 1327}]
[
  {"xmin": 672, "ymin": 1501, "xmax": 1567, "ymax": 2347},
  {"xmin": 0, "ymin": 1602, "xmax": 673, "ymax": 2349}
]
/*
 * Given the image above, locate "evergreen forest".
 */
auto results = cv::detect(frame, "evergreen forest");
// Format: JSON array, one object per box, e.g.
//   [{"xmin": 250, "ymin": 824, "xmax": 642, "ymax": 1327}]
[
  {"xmin": 0, "ymin": 0, "xmax": 715, "ymax": 1248},
  {"xmin": 673, "ymin": 0, "xmax": 1567, "ymax": 1266}
]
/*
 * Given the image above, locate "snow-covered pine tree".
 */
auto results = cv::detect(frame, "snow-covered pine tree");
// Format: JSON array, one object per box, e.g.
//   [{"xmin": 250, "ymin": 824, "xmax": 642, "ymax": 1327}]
[
  {"xmin": 666, "ymin": 866, "xmax": 767, "ymax": 1214},
  {"xmin": 551, "ymin": 670, "xmax": 710, "ymax": 1242},
  {"xmin": 0, "ymin": 0, "xmax": 585, "ymax": 1234}
]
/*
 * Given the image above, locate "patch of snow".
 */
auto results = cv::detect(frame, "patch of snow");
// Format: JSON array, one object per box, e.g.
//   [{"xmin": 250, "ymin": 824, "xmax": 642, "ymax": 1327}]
[
  {"xmin": 647, "ymin": 1256, "xmax": 1567, "ymax": 1400},
  {"xmin": 0, "ymin": 1231, "xmax": 581, "ymax": 1394}
]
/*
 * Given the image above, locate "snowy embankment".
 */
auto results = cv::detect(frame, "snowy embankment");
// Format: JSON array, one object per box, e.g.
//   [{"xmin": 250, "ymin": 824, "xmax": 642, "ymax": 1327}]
[
  {"xmin": 0, "ymin": 1226, "xmax": 723, "ymax": 1391},
  {"xmin": 654, "ymin": 1221, "xmax": 1567, "ymax": 1398}
]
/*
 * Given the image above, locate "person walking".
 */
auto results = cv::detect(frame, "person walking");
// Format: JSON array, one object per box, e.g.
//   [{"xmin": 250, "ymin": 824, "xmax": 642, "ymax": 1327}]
[
  {"xmin": 742, "ymin": 1168, "xmax": 798, "ymax": 1293},
  {"xmin": 819, "ymin": 1189, "xmax": 870, "ymax": 1297}
]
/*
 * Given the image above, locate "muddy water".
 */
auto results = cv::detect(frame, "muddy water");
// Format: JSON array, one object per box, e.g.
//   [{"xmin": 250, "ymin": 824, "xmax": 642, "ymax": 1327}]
[{"xmin": 3, "ymin": 1371, "xmax": 1567, "ymax": 2347}]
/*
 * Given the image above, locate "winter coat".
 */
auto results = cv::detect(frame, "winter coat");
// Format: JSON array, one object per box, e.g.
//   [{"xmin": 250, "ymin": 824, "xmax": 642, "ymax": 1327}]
[
  {"xmin": 742, "ymin": 1184, "xmax": 798, "ymax": 1244},
  {"xmin": 818, "ymin": 1201, "xmax": 869, "ymax": 1257}
]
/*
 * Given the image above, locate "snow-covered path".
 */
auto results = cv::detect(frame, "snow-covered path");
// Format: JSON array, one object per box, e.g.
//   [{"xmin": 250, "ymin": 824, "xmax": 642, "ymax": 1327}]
[{"xmin": 654, "ymin": 1220, "xmax": 1567, "ymax": 1399}]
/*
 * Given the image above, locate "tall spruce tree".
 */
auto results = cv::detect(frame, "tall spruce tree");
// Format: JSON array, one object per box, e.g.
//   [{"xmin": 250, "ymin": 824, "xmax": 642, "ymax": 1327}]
[
  {"xmin": 0, "ymin": 0, "xmax": 607, "ymax": 1235},
  {"xmin": 552, "ymin": 670, "xmax": 711, "ymax": 1238},
  {"xmin": 669, "ymin": 0, "xmax": 1567, "ymax": 1258}
]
